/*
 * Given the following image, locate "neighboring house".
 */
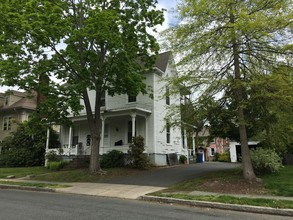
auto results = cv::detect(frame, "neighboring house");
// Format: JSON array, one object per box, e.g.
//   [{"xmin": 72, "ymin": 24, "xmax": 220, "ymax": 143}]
[
  {"xmin": 56, "ymin": 52, "xmax": 187, "ymax": 166},
  {"xmin": 0, "ymin": 90, "xmax": 37, "ymax": 152},
  {"xmin": 205, "ymin": 137, "xmax": 229, "ymax": 161}
]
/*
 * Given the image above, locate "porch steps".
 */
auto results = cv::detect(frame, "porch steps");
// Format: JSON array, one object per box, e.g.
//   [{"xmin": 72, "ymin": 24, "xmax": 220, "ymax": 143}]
[{"xmin": 63, "ymin": 156, "xmax": 90, "ymax": 170}]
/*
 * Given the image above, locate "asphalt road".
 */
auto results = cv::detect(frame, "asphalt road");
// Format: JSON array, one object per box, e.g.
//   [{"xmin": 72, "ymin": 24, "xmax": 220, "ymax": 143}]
[
  {"xmin": 101, "ymin": 162, "xmax": 240, "ymax": 186},
  {"xmin": 0, "ymin": 189, "xmax": 290, "ymax": 220}
]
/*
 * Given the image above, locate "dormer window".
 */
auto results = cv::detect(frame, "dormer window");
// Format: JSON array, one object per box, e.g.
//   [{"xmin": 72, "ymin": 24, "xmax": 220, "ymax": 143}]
[{"xmin": 128, "ymin": 95, "xmax": 136, "ymax": 103}]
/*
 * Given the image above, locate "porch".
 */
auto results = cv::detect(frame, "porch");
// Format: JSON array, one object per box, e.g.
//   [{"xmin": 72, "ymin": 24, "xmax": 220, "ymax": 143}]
[{"xmin": 50, "ymin": 108, "xmax": 151, "ymax": 156}]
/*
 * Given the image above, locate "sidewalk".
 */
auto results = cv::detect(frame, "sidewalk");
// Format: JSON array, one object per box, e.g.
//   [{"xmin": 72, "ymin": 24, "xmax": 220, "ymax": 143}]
[
  {"xmin": 1, "ymin": 178, "xmax": 293, "ymax": 217},
  {"xmin": 0, "ymin": 178, "xmax": 166, "ymax": 199}
]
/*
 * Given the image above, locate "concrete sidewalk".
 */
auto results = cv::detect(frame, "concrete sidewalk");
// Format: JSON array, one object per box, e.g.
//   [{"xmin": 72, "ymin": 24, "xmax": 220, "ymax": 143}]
[
  {"xmin": 55, "ymin": 182, "xmax": 166, "ymax": 199},
  {"xmin": 0, "ymin": 178, "xmax": 165, "ymax": 199}
]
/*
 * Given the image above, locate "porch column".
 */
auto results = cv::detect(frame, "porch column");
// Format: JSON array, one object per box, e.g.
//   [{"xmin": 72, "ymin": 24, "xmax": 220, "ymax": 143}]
[
  {"xmin": 184, "ymin": 129, "xmax": 189, "ymax": 164},
  {"xmin": 192, "ymin": 133, "xmax": 196, "ymax": 154},
  {"xmin": 131, "ymin": 112, "xmax": 136, "ymax": 139},
  {"xmin": 45, "ymin": 128, "xmax": 50, "ymax": 167},
  {"xmin": 45, "ymin": 128, "xmax": 50, "ymax": 151},
  {"xmin": 145, "ymin": 115, "xmax": 149, "ymax": 148},
  {"xmin": 100, "ymin": 116, "xmax": 105, "ymax": 154},
  {"xmin": 68, "ymin": 126, "xmax": 72, "ymax": 149}
]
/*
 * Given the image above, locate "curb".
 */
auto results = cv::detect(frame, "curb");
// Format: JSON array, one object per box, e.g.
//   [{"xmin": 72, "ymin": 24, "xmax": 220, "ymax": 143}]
[
  {"xmin": 140, "ymin": 195, "xmax": 293, "ymax": 217},
  {"xmin": 0, "ymin": 184, "xmax": 56, "ymax": 193}
]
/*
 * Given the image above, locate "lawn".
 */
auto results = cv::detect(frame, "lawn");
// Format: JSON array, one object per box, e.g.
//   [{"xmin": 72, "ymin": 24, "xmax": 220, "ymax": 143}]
[
  {"xmin": 0, "ymin": 180, "xmax": 69, "ymax": 189},
  {"xmin": 262, "ymin": 165, "xmax": 293, "ymax": 196},
  {"xmin": 154, "ymin": 193, "xmax": 293, "ymax": 209},
  {"xmin": 32, "ymin": 167, "xmax": 145, "ymax": 182},
  {"xmin": 0, "ymin": 166, "xmax": 148, "ymax": 182},
  {"xmin": 150, "ymin": 165, "xmax": 293, "ymax": 209},
  {"xmin": 157, "ymin": 165, "xmax": 293, "ymax": 197},
  {"xmin": 0, "ymin": 167, "xmax": 50, "ymax": 178}
]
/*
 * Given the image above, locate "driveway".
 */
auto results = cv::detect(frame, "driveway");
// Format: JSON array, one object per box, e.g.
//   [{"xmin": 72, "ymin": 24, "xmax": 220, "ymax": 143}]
[{"xmin": 100, "ymin": 162, "xmax": 240, "ymax": 187}]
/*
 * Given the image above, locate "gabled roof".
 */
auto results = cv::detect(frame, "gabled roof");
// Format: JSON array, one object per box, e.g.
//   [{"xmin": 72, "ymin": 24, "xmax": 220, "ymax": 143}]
[
  {"xmin": 155, "ymin": 51, "xmax": 171, "ymax": 72},
  {"xmin": 4, "ymin": 97, "xmax": 36, "ymax": 110},
  {"xmin": 0, "ymin": 91, "xmax": 37, "ymax": 112}
]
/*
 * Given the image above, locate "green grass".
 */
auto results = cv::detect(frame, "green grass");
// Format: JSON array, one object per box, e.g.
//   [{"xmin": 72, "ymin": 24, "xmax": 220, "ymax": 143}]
[
  {"xmin": 0, "ymin": 167, "xmax": 51, "ymax": 178},
  {"xmin": 32, "ymin": 167, "xmax": 146, "ymax": 182},
  {"xmin": 262, "ymin": 165, "xmax": 293, "ymax": 197},
  {"xmin": 154, "ymin": 193, "xmax": 293, "ymax": 209},
  {"xmin": 0, "ymin": 180, "xmax": 70, "ymax": 189},
  {"xmin": 149, "ymin": 165, "xmax": 293, "ymax": 209},
  {"xmin": 163, "ymin": 168, "xmax": 242, "ymax": 193},
  {"xmin": 159, "ymin": 166, "xmax": 293, "ymax": 197},
  {"xmin": 0, "ymin": 166, "xmax": 147, "ymax": 182}
]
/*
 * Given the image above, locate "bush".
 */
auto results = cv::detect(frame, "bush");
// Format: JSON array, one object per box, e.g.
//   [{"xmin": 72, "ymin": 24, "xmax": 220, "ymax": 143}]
[
  {"xmin": 128, "ymin": 136, "xmax": 150, "ymax": 169},
  {"xmin": 218, "ymin": 152, "xmax": 231, "ymax": 162},
  {"xmin": 250, "ymin": 148, "xmax": 283, "ymax": 175},
  {"xmin": 100, "ymin": 150, "xmax": 125, "ymax": 168},
  {"xmin": 179, "ymin": 155, "xmax": 187, "ymax": 164},
  {"xmin": 0, "ymin": 121, "xmax": 60, "ymax": 167},
  {"xmin": 47, "ymin": 161, "xmax": 69, "ymax": 171},
  {"xmin": 214, "ymin": 152, "xmax": 220, "ymax": 161},
  {"xmin": 46, "ymin": 151, "xmax": 60, "ymax": 162}
]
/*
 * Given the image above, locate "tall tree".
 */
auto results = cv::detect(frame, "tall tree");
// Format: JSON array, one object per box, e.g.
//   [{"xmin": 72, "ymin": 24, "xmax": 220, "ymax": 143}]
[
  {"xmin": 0, "ymin": 0, "xmax": 164, "ymax": 173},
  {"xmin": 164, "ymin": 0, "xmax": 292, "ymax": 181}
]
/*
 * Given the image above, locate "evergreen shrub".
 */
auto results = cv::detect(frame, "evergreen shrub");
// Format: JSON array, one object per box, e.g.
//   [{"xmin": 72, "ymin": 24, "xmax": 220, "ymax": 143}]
[{"xmin": 100, "ymin": 150, "xmax": 125, "ymax": 168}]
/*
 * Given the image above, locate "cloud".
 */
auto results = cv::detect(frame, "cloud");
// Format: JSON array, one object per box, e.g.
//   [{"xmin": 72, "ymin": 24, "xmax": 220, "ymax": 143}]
[{"xmin": 156, "ymin": 0, "xmax": 178, "ymax": 31}]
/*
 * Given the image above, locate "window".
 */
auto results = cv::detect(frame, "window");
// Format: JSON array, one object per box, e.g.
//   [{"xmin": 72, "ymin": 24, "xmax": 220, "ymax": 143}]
[
  {"xmin": 166, "ymin": 122, "xmax": 171, "ymax": 144},
  {"xmin": 128, "ymin": 95, "xmax": 136, "ymax": 103},
  {"xmin": 101, "ymin": 91, "xmax": 105, "ymax": 107},
  {"xmin": 3, "ymin": 116, "xmax": 12, "ymax": 131},
  {"xmin": 211, "ymin": 148, "xmax": 215, "ymax": 156},
  {"xmin": 86, "ymin": 135, "xmax": 91, "ymax": 146},
  {"xmin": 104, "ymin": 124, "xmax": 109, "ymax": 145},
  {"xmin": 166, "ymin": 87, "xmax": 170, "ymax": 105}
]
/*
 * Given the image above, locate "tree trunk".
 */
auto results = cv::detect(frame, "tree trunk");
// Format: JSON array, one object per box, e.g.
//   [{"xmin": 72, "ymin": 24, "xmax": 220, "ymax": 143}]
[
  {"xmin": 82, "ymin": 90, "xmax": 102, "ymax": 173},
  {"xmin": 89, "ymin": 126, "xmax": 101, "ymax": 173},
  {"xmin": 238, "ymin": 108, "xmax": 256, "ymax": 181},
  {"xmin": 230, "ymin": 5, "xmax": 257, "ymax": 182}
]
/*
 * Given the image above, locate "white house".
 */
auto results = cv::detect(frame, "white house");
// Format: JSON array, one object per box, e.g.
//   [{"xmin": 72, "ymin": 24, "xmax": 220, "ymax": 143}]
[{"xmin": 55, "ymin": 52, "xmax": 187, "ymax": 166}]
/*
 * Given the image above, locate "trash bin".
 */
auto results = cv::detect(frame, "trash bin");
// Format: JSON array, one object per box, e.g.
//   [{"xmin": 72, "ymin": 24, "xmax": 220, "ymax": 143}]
[{"xmin": 196, "ymin": 153, "xmax": 203, "ymax": 163}]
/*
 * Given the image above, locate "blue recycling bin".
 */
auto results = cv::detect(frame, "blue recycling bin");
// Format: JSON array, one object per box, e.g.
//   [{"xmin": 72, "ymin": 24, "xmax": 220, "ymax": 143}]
[{"xmin": 196, "ymin": 153, "xmax": 203, "ymax": 163}]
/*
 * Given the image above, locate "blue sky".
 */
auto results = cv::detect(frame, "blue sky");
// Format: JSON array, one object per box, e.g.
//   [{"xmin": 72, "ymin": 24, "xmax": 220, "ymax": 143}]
[
  {"xmin": 0, "ymin": 0, "xmax": 178, "ymax": 93},
  {"xmin": 157, "ymin": 0, "xmax": 178, "ymax": 31}
]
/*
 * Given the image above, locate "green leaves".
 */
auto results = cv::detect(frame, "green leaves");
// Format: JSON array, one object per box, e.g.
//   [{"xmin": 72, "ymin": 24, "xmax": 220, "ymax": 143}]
[{"xmin": 0, "ymin": 0, "xmax": 164, "ymax": 122}]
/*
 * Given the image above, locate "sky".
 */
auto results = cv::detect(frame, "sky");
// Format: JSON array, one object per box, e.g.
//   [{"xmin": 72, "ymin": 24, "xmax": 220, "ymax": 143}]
[{"xmin": 0, "ymin": 0, "xmax": 178, "ymax": 93}]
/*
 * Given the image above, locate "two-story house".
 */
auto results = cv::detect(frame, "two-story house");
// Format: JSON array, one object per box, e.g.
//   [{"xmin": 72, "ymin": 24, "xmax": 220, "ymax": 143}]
[
  {"xmin": 57, "ymin": 52, "xmax": 187, "ymax": 166},
  {"xmin": 0, "ymin": 90, "xmax": 37, "ymax": 152}
]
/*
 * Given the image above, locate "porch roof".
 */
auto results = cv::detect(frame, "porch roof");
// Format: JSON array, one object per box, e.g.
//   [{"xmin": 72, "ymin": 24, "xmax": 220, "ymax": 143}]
[
  {"xmin": 104, "ymin": 106, "xmax": 152, "ymax": 114},
  {"xmin": 71, "ymin": 106, "xmax": 151, "ymax": 122}
]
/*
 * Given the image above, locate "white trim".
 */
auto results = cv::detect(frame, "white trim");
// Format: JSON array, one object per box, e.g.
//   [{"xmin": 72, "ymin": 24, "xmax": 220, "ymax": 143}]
[{"xmin": 2, "ymin": 115, "xmax": 12, "ymax": 131}]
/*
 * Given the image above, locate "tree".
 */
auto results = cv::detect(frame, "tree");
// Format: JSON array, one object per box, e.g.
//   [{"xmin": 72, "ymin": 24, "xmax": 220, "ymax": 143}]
[
  {"xmin": 0, "ymin": 121, "xmax": 59, "ymax": 167},
  {"xmin": 164, "ymin": 0, "xmax": 292, "ymax": 182},
  {"xmin": 0, "ymin": 0, "xmax": 164, "ymax": 173}
]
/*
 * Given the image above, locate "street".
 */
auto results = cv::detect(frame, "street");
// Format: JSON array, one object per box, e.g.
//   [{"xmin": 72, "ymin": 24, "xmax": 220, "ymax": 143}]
[{"xmin": 0, "ymin": 189, "xmax": 290, "ymax": 220}]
